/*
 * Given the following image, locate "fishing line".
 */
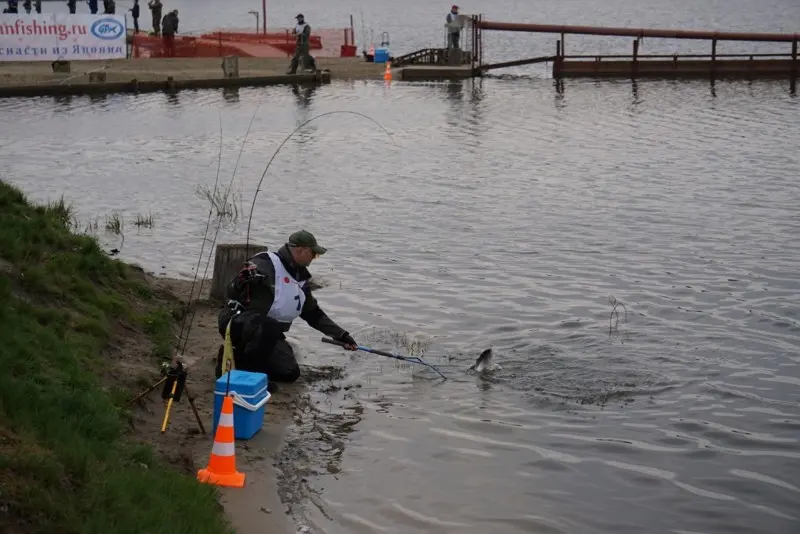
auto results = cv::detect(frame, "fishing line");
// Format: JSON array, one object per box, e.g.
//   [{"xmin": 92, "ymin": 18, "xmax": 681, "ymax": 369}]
[
  {"xmin": 244, "ymin": 110, "xmax": 398, "ymax": 258},
  {"xmin": 174, "ymin": 108, "xmax": 396, "ymax": 363},
  {"xmin": 178, "ymin": 101, "xmax": 263, "ymax": 353},
  {"xmin": 174, "ymin": 109, "xmax": 224, "ymax": 354},
  {"xmin": 174, "ymin": 101, "xmax": 262, "ymax": 358}
]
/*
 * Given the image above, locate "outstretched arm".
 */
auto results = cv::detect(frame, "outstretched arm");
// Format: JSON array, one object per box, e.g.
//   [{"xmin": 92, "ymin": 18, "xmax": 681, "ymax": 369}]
[{"xmin": 300, "ymin": 286, "xmax": 357, "ymax": 349}]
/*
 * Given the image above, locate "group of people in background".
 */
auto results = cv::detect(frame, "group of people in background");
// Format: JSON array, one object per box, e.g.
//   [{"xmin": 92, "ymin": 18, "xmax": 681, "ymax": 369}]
[
  {"xmin": 133, "ymin": 0, "xmax": 180, "ymax": 56},
  {"xmin": 113, "ymin": 0, "xmax": 179, "ymax": 40},
  {"xmin": 2, "ymin": 0, "xmax": 179, "ymax": 58},
  {"xmin": 65, "ymin": 0, "xmax": 116, "ymax": 15},
  {"xmin": 3, "ymin": 0, "xmax": 119, "ymax": 15},
  {"xmin": 1, "ymin": 1, "xmax": 465, "ymax": 71},
  {"xmin": 3, "ymin": 0, "xmax": 41, "ymax": 13}
]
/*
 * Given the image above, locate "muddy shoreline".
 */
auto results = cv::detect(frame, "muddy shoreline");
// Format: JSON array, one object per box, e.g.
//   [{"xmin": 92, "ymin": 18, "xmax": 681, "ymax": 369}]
[{"xmin": 134, "ymin": 274, "xmax": 358, "ymax": 534}]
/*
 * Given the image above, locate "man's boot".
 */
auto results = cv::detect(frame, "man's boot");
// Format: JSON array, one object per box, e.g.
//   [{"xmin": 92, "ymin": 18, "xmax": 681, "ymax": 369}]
[{"xmin": 286, "ymin": 57, "xmax": 298, "ymax": 75}]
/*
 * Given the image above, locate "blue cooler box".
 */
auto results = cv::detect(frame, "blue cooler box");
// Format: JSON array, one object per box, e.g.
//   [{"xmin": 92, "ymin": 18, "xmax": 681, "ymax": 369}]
[
  {"xmin": 213, "ymin": 370, "xmax": 270, "ymax": 440},
  {"xmin": 374, "ymin": 48, "xmax": 390, "ymax": 63}
]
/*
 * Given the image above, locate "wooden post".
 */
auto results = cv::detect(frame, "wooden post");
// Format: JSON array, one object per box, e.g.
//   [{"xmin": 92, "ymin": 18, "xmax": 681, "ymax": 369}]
[
  {"xmin": 210, "ymin": 243, "xmax": 268, "ymax": 302},
  {"xmin": 51, "ymin": 60, "xmax": 71, "ymax": 73},
  {"xmin": 711, "ymin": 38, "xmax": 717, "ymax": 78},
  {"xmin": 554, "ymin": 40, "xmax": 562, "ymax": 78},
  {"xmin": 221, "ymin": 56, "xmax": 239, "ymax": 78},
  {"xmin": 632, "ymin": 38, "xmax": 639, "ymax": 78}
]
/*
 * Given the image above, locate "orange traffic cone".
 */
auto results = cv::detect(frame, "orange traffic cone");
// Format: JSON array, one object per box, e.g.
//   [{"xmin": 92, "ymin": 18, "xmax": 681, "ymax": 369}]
[
  {"xmin": 197, "ymin": 394, "xmax": 246, "ymax": 488},
  {"xmin": 384, "ymin": 60, "xmax": 392, "ymax": 81}
]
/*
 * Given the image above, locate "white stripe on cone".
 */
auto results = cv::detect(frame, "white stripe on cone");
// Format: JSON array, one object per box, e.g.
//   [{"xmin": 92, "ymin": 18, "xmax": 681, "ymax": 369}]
[
  {"xmin": 219, "ymin": 411, "xmax": 234, "ymax": 427},
  {"xmin": 211, "ymin": 440, "xmax": 236, "ymax": 457}
]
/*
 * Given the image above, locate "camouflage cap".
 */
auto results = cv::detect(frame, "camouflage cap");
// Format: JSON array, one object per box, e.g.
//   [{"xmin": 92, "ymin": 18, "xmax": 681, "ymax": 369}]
[{"xmin": 288, "ymin": 229, "xmax": 327, "ymax": 255}]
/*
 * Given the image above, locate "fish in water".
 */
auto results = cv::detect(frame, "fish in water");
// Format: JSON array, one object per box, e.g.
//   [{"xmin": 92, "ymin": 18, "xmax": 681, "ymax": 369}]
[{"xmin": 468, "ymin": 348, "xmax": 500, "ymax": 373}]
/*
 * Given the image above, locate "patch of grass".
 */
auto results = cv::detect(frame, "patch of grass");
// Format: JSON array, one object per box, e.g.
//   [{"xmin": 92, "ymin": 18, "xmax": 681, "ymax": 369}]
[
  {"xmin": 0, "ymin": 180, "xmax": 233, "ymax": 534},
  {"xmin": 139, "ymin": 308, "xmax": 175, "ymax": 361},
  {"xmin": 134, "ymin": 212, "xmax": 154, "ymax": 229},
  {"xmin": 195, "ymin": 184, "xmax": 240, "ymax": 225},
  {"xmin": 104, "ymin": 212, "xmax": 123, "ymax": 235}
]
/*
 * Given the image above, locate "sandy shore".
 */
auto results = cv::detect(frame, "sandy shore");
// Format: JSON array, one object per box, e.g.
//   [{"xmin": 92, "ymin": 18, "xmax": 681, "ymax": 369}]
[
  {"xmin": 0, "ymin": 57, "xmax": 387, "ymax": 88},
  {"xmin": 128, "ymin": 274, "xmax": 355, "ymax": 534}
]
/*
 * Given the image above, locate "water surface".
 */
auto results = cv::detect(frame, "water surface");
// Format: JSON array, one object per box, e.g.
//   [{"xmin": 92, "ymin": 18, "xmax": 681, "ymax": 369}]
[{"xmin": 1, "ymin": 2, "xmax": 800, "ymax": 531}]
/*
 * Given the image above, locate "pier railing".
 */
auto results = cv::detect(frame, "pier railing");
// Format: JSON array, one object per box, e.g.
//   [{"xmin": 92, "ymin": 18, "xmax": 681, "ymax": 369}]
[{"xmin": 470, "ymin": 16, "xmax": 800, "ymax": 79}]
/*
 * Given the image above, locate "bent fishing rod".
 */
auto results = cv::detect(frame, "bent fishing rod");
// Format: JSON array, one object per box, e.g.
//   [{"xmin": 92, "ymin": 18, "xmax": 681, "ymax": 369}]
[
  {"xmin": 176, "ymin": 108, "xmax": 397, "ymax": 361},
  {"xmin": 321, "ymin": 337, "xmax": 448, "ymax": 380},
  {"xmin": 244, "ymin": 110, "xmax": 398, "ymax": 259}
]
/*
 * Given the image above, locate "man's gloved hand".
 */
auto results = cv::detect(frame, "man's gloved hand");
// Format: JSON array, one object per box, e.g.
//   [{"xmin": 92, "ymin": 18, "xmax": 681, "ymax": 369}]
[{"xmin": 337, "ymin": 331, "xmax": 358, "ymax": 351}]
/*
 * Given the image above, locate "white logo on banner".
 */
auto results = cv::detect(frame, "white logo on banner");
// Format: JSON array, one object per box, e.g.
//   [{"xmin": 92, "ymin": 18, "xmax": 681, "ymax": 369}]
[{"xmin": 0, "ymin": 14, "xmax": 127, "ymax": 61}]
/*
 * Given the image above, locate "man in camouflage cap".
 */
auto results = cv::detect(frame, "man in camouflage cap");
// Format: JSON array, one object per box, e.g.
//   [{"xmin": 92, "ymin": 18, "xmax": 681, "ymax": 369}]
[{"xmin": 217, "ymin": 230, "xmax": 358, "ymax": 384}]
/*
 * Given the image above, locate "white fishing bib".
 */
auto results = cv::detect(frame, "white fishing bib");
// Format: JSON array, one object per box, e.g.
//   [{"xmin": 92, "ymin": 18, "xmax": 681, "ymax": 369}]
[{"xmin": 266, "ymin": 252, "xmax": 307, "ymax": 323}]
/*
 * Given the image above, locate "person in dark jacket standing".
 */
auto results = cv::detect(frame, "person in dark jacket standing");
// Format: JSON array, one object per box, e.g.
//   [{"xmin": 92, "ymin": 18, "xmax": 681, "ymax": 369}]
[
  {"xmin": 216, "ymin": 230, "xmax": 358, "ymax": 383},
  {"xmin": 160, "ymin": 9, "xmax": 178, "ymax": 57},
  {"xmin": 286, "ymin": 14, "xmax": 316, "ymax": 74},
  {"xmin": 446, "ymin": 5, "xmax": 464, "ymax": 49},
  {"xmin": 130, "ymin": 0, "xmax": 140, "ymax": 34},
  {"xmin": 148, "ymin": 0, "xmax": 162, "ymax": 36}
]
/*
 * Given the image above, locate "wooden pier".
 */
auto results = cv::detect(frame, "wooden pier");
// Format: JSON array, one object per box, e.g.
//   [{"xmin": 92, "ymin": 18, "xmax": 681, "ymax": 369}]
[
  {"xmin": 476, "ymin": 19, "xmax": 799, "ymax": 80},
  {"xmin": 393, "ymin": 16, "xmax": 799, "ymax": 81}
]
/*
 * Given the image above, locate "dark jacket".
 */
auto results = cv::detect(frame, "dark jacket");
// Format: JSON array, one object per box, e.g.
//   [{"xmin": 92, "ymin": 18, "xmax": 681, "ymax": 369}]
[
  {"xmin": 295, "ymin": 23, "xmax": 311, "ymax": 47},
  {"xmin": 217, "ymin": 244, "xmax": 347, "ymax": 341},
  {"xmin": 149, "ymin": 1, "xmax": 162, "ymax": 23},
  {"xmin": 161, "ymin": 12, "xmax": 178, "ymax": 35}
]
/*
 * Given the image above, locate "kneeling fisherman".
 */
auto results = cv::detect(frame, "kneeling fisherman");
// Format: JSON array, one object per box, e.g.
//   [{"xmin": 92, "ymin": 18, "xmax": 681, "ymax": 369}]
[{"xmin": 217, "ymin": 230, "xmax": 357, "ymax": 383}]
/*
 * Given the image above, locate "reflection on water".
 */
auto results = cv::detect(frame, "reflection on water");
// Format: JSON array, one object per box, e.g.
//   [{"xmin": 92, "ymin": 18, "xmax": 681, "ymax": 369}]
[{"xmin": 1, "ymin": 69, "xmax": 800, "ymax": 534}]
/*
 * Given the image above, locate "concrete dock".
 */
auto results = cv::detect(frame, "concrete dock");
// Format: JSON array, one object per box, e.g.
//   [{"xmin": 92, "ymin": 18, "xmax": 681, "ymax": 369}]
[{"xmin": 0, "ymin": 57, "xmax": 388, "ymax": 98}]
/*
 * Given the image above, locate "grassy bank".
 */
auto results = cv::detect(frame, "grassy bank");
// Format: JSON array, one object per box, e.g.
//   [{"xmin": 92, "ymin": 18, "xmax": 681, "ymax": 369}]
[{"xmin": 0, "ymin": 179, "xmax": 233, "ymax": 534}]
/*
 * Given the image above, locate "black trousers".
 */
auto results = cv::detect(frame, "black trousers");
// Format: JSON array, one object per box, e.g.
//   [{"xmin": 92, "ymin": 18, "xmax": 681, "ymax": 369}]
[
  {"xmin": 217, "ymin": 314, "xmax": 301, "ymax": 383},
  {"xmin": 449, "ymin": 31, "xmax": 460, "ymax": 49}
]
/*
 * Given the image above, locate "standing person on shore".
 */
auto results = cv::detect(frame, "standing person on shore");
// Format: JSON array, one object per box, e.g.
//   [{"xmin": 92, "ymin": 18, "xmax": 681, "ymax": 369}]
[
  {"xmin": 446, "ymin": 4, "xmax": 464, "ymax": 49},
  {"xmin": 22, "ymin": 0, "xmax": 30, "ymax": 14},
  {"xmin": 286, "ymin": 13, "xmax": 316, "ymax": 74},
  {"xmin": 216, "ymin": 230, "xmax": 358, "ymax": 383},
  {"xmin": 148, "ymin": 0, "xmax": 162, "ymax": 36},
  {"xmin": 33, "ymin": 0, "xmax": 40, "ymax": 13},
  {"xmin": 4, "ymin": 0, "xmax": 18, "ymax": 14},
  {"xmin": 66, "ymin": 0, "xmax": 75, "ymax": 15},
  {"xmin": 130, "ymin": 0, "xmax": 140, "ymax": 33},
  {"xmin": 88, "ymin": 0, "xmax": 98, "ymax": 15},
  {"xmin": 160, "ymin": 9, "xmax": 178, "ymax": 57}
]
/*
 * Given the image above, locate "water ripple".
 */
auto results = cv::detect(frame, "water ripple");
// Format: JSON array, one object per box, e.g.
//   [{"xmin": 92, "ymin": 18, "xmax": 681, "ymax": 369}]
[{"xmin": 2, "ymin": 18, "xmax": 800, "ymax": 532}]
